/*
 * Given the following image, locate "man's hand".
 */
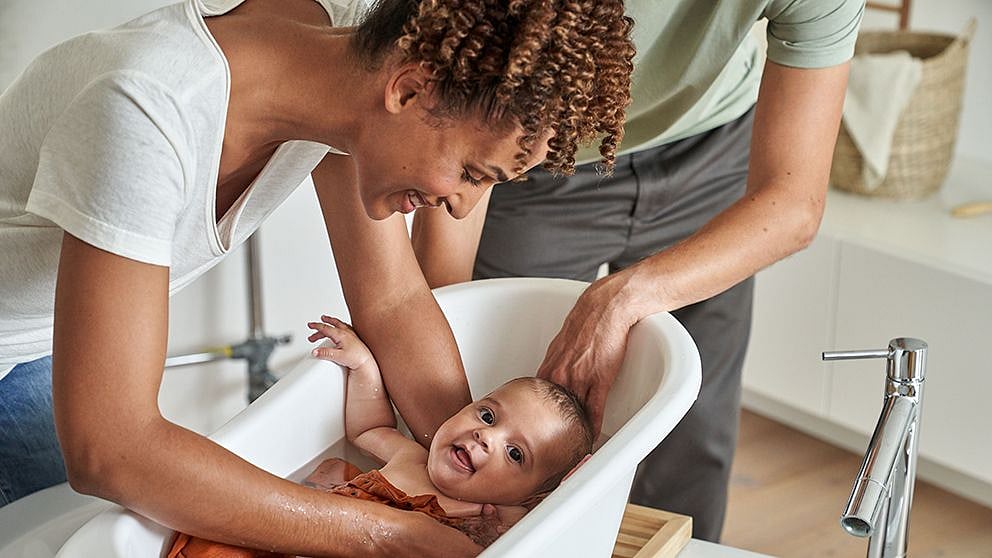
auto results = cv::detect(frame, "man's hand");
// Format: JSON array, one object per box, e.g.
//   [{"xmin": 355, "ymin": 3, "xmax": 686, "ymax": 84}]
[{"xmin": 537, "ymin": 271, "xmax": 643, "ymax": 436}]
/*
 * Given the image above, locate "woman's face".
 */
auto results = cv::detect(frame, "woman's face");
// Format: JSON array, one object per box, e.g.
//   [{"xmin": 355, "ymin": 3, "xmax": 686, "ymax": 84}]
[{"xmin": 351, "ymin": 73, "xmax": 550, "ymax": 220}]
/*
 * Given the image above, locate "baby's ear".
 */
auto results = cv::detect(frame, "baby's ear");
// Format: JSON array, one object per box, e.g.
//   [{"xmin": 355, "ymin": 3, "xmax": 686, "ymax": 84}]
[{"xmin": 562, "ymin": 454, "xmax": 592, "ymax": 483}]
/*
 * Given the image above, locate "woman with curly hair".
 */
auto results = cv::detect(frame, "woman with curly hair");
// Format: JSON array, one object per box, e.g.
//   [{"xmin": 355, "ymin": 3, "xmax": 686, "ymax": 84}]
[{"xmin": 0, "ymin": 0, "xmax": 632, "ymax": 555}]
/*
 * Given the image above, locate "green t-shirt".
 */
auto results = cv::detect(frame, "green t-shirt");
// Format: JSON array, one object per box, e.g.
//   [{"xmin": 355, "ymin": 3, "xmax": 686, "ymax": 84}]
[{"xmin": 577, "ymin": 0, "xmax": 865, "ymax": 165}]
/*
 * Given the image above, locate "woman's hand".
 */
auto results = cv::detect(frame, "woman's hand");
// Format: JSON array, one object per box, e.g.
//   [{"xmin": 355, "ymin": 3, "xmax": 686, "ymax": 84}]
[
  {"xmin": 308, "ymin": 316, "xmax": 374, "ymax": 371},
  {"xmin": 482, "ymin": 503, "xmax": 528, "ymax": 534},
  {"xmin": 384, "ymin": 510, "xmax": 484, "ymax": 557}
]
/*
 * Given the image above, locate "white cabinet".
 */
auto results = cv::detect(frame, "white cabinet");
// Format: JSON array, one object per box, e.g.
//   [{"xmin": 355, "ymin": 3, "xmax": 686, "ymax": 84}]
[
  {"xmin": 741, "ymin": 156, "xmax": 992, "ymax": 501},
  {"xmin": 830, "ymin": 244, "xmax": 992, "ymax": 485},
  {"xmin": 745, "ymin": 236, "xmax": 839, "ymax": 417}
]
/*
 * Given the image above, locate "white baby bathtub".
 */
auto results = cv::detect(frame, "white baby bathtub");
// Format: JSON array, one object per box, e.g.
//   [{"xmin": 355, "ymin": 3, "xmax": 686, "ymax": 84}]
[{"xmin": 0, "ymin": 277, "xmax": 701, "ymax": 557}]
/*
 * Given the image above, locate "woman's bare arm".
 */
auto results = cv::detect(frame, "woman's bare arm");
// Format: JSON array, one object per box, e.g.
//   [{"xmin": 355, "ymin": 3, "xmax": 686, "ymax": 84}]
[
  {"xmin": 313, "ymin": 155, "xmax": 472, "ymax": 445},
  {"xmin": 52, "ymin": 233, "xmax": 480, "ymax": 558}
]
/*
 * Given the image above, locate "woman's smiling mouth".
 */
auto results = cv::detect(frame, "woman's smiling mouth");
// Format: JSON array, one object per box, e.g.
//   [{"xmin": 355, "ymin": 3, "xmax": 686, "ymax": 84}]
[{"xmin": 399, "ymin": 190, "xmax": 436, "ymax": 214}]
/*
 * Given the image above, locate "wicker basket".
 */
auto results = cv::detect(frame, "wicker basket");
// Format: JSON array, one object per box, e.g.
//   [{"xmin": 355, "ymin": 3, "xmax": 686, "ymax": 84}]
[{"xmin": 831, "ymin": 19, "xmax": 976, "ymax": 199}]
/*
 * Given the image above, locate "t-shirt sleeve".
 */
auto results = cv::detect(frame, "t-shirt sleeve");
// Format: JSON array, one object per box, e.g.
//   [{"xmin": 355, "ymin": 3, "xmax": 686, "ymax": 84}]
[
  {"xmin": 764, "ymin": 0, "xmax": 865, "ymax": 69},
  {"xmin": 26, "ymin": 72, "xmax": 187, "ymax": 267},
  {"xmin": 319, "ymin": 0, "xmax": 374, "ymax": 27}
]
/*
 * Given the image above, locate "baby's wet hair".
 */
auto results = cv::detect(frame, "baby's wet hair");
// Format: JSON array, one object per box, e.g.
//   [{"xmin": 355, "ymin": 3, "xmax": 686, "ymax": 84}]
[{"xmin": 506, "ymin": 377, "xmax": 594, "ymax": 492}]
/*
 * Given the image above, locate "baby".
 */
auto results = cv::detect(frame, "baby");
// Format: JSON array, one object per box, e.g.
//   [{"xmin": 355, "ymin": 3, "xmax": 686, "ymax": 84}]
[
  {"xmin": 167, "ymin": 316, "xmax": 593, "ymax": 557},
  {"xmin": 305, "ymin": 315, "xmax": 595, "ymax": 546}
]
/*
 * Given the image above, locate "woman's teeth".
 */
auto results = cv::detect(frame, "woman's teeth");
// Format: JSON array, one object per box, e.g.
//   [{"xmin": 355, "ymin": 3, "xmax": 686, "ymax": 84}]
[{"xmin": 409, "ymin": 191, "xmax": 429, "ymax": 208}]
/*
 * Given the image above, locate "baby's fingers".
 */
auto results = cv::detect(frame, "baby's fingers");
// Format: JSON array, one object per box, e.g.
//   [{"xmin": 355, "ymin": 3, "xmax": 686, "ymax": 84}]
[
  {"xmin": 311, "ymin": 345, "xmax": 344, "ymax": 362},
  {"xmin": 306, "ymin": 327, "xmax": 329, "ymax": 343},
  {"xmin": 321, "ymin": 315, "xmax": 353, "ymax": 331},
  {"xmin": 307, "ymin": 321, "xmax": 347, "ymax": 345}
]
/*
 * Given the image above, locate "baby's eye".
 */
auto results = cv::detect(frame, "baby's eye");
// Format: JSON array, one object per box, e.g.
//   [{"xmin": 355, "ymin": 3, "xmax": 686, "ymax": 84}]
[
  {"xmin": 507, "ymin": 446, "xmax": 523, "ymax": 464},
  {"xmin": 479, "ymin": 407, "xmax": 495, "ymax": 425}
]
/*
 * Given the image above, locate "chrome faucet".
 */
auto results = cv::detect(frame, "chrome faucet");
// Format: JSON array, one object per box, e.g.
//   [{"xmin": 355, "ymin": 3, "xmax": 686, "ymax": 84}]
[{"xmin": 822, "ymin": 338, "xmax": 927, "ymax": 558}]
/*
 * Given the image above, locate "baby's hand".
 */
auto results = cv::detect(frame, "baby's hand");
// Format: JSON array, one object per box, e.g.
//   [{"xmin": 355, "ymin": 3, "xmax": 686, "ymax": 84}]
[{"xmin": 307, "ymin": 316, "xmax": 374, "ymax": 371}]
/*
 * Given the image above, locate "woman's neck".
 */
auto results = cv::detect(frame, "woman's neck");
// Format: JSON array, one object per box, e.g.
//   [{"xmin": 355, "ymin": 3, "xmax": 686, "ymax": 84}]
[{"xmin": 208, "ymin": 12, "xmax": 378, "ymax": 155}]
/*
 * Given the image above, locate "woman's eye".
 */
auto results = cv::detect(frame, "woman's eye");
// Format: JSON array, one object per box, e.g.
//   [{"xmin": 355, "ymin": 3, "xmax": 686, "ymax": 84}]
[
  {"xmin": 479, "ymin": 408, "xmax": 495, "ymax": 424},
  {"xmin": 507, "ymin": 446, "xmax": 523, "ymax": 463},
  {"xmin": 461, "ymin": 168, "xmax": 483, "ymax": 187}
]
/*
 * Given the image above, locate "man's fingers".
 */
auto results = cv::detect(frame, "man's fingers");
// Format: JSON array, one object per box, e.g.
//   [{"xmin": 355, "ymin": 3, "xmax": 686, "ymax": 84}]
[{"xmin": 586, "ymin": 385, "xmax": 609, "ymax": 438}]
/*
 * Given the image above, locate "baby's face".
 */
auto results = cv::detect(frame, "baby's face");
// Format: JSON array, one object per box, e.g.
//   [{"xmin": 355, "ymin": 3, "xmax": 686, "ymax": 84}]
[{"xmin": 427, "ymin": 380, "xmax": 571, "ymax": 505}]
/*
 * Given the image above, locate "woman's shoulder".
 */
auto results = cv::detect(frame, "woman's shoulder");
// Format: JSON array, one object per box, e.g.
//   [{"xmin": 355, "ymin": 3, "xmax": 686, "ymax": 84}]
[{"xmin": 26, "ymin": 2, "xmax": 227, "ymax": 112}]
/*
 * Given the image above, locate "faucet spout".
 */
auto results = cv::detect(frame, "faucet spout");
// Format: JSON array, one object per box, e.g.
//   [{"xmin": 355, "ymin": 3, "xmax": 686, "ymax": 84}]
[
  {"xmin": 840, "ymin": 396, "xmax": 916, "ymax": 537},
  {"xmin": 824, "ymin": 337, "xmax": 927, "ymax": 558}
]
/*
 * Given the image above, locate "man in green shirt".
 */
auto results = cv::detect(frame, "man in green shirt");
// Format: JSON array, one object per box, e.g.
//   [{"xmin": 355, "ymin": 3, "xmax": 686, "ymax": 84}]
[{"xmin": 413, "ymin": 0, "xmax": 865, "ymax": 541}]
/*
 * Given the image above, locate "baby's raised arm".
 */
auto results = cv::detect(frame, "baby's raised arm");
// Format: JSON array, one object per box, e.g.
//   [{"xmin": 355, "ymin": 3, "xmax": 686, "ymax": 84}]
[{"xmin": 308, "ymin": 316, "xmax": 423, "ymax": 464}]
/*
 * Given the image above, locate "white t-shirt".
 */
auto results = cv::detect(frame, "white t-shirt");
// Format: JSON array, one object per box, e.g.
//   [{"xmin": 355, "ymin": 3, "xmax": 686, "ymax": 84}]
[{"xmin": 0, "ymin": 0, "xmax": 362, "ymax": 378}]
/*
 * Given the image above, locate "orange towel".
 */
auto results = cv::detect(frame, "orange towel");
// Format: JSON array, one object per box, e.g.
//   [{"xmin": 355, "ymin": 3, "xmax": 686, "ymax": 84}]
[{"xmin": 167, "ymin": 458, "xmax": 501, "ymax": 557}]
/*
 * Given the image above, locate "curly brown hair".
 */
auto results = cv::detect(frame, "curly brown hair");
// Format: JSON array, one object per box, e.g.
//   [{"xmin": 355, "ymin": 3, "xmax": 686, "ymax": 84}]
[{"xmin": 353, "ymin": 0, "xmax": 634, "ymax": 175}]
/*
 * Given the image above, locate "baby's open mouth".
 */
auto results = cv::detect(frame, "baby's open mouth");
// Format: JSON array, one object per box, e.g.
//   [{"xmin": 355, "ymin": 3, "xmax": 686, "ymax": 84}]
[{"xmin": 453, "ymin": 446, "xmax": 475, "ymax": 472}]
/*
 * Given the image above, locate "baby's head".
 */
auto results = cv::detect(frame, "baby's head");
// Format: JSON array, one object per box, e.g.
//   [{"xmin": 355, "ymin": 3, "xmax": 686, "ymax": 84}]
[{"xmin": 427, "ymin": 377, "xmax": 594, "ymax": 506}]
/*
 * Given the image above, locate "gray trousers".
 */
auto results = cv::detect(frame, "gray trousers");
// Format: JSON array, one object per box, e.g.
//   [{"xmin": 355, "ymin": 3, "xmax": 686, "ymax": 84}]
[{"xmin": 474, "ymin": 107, "xmax": 756, "ymax": 542}]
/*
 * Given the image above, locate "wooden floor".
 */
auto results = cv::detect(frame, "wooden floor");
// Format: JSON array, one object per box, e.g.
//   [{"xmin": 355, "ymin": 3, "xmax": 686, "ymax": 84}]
[{"xmin": 722, "ymin": 410, "xmax": 992, "ymax": 557}]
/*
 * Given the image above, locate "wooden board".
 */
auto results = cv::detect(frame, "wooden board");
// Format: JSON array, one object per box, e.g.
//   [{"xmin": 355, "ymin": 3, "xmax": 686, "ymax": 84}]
[{"xmin": 612, "ymin": 504, "xmax": 692, "ymax": 558}]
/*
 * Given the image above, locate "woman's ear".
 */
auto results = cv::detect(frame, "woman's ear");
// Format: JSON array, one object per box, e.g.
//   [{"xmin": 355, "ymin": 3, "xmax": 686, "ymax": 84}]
[{"xmin": 383, "ymin": 63, "xmax": 432, "ymax": 114}]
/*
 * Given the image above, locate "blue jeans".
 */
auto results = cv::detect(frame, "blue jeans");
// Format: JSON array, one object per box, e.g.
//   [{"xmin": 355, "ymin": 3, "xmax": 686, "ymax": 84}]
[{"xmin": 0, "ymin": 356, "xmax": 67, "ymax": 507}]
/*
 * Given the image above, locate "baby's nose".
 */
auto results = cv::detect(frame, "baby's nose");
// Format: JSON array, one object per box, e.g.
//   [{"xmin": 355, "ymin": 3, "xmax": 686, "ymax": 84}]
[{"xmin": 473, "ymin": 429, "xmax": 490, "ymax": 450}]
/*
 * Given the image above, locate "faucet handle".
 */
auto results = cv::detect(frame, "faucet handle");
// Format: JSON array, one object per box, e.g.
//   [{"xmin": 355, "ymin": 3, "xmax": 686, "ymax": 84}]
[
  {"xmin": 822, "ymin": 349, "xmax": 890, "ymax": 361},
  {"xmin": 823, "ymin": 338, "xmax": 927, "ymax": 382}
]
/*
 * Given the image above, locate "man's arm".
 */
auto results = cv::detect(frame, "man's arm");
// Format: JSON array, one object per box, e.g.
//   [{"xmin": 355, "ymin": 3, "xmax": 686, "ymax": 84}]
[
  {"xmin": 537, "ymin": 60, "xmax": 850, "ymax": 430},
  {"xmin": 312, "ymin": 154, "xmax": 472, "ymax": 443},
  {"xmin": 411, "ymin": 188, "xmax": 492, "ymax": 288},
  {"xmin": 52, "ymin": 233, "xmax": 480, "ymax": 557},
  {"xmin": 404, "ymin": 61, "xmax": 849, "ymax": 431}
]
